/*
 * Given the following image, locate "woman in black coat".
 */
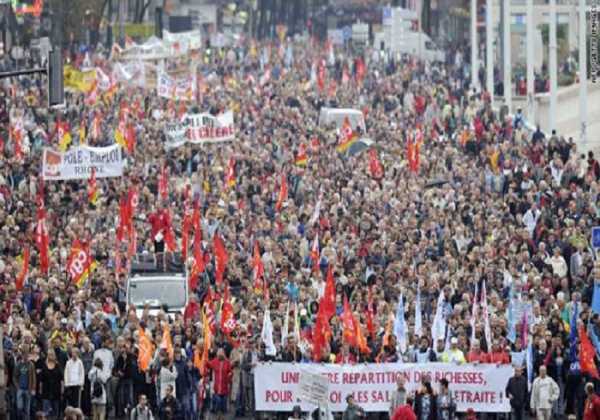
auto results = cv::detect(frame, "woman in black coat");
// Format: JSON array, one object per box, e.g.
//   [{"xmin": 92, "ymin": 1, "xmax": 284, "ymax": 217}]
[{"xmin": 414, "ymin": 379, "xmax": 438, "ymax": 420}]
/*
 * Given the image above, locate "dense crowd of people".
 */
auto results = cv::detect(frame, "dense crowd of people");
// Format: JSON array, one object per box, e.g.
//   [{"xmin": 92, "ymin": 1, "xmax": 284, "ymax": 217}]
[{"xmin": 1, "ymin": 30, "xmax": 600, "ymax": 420}]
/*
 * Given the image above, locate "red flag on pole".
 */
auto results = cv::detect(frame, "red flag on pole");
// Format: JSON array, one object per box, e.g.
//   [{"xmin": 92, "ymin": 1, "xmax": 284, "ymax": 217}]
[
  {"xmin": 213, "ymin": 233, "xmax": 228, "ymax": 285},
  {"xmin": 15, "ymin": 247, "xmax": 30, "ymax": 291},
  {"xmin": 159, "ymin": 163, "xmax": 169, "ymax": 200},
  {"xmin": 321, "ymin": 265, "xmax": 336, "ymax": 319},
  {"xmin": 252, "ymin": 241, "xmax": 265, "ymax": 293},
  {"xmin": 579, "ymin": 325, "xmax": 600, "ymax": 379},
  {"xmin": 36, "ymin": 204, "xmax": 49, "ymax": 275}
]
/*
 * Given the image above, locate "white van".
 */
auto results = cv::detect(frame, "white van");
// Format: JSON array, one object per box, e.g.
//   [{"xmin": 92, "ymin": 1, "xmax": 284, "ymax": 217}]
[
  {"xmin": 126, "ymin": 253, "xmax": 188, "ymax": 318},
  {"xmin": 318, "ymin": 108, "xmax": 366, "ymax": 133}
]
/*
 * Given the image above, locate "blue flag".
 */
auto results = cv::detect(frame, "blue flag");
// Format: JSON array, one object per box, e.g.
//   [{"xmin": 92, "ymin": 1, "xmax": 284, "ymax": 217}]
[
  {"xmin": 592, "ymin": 283, "xmax": 600, "ymax": 315},
  {"xmin": 507, "ymin": 284, "xmax": 516, "ymax": 343},
  {"xmin": 569, "ymin": 302, "xmax": 579, "ymax": 363},
  {"xmin": 526, "ymin": 338, "xmax": 534, "ymax": 390},
  {"xmin": 588, "ymin": 320, "xmax": 600, "ymax": 357}
]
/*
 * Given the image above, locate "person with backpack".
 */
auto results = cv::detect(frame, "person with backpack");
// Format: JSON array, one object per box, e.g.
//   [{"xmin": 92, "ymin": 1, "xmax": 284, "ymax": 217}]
[
  {"xmin": 130, "ymin": 394, "xmax": 154, "ymax": 420},
  {"xmin": 88, "ymin": 358, "xmax": 110, "ymax": 420}
]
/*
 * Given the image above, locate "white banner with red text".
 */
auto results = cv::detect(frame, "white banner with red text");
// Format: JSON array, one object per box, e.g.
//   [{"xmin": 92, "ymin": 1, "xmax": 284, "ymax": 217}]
[
  {"xmin": 163, "ymin": 111, "xmax": 235, "ymax": 148},
  {"xmin": 42, "ymin": 145, "xmax": 125, "ymax": 180},
  {"xmin": 253, "ymin": 363, "xmax": 512, "ymax": 413}
]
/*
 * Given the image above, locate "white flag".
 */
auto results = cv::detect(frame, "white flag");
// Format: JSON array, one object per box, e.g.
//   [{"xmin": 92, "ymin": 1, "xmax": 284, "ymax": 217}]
[
  {"xmin": 281, "ymin": 300, "xmax": 290, "ymax": 349},
  {"xmin": 261, "ymin": 309, "xmax": 277, "ymax": 356},
  {"xmin": 431, "ymin": 290, "xmax": 447, "ymax": 344},
  {"xmin": 481, "ymin": 280, "xmax": 492, "ymax": 349},
  {"xmin": 414, "ymin": 285, "xmax": 422, "ymax": 337},
  {"xmin": 309, "ymin": 198, "xmax": 321, "ymax": 226},
  {"xmin": 470, "ymin": 283, "xmax": 479, "ymax": 344},
  {"xmin": 393, "ymin": 294, "xmax": 408, "ymax": 353}
]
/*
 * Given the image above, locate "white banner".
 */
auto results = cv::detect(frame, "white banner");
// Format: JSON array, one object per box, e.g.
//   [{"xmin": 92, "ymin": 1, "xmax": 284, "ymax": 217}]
[
  {"xmin": 157, "ymin": 72, "xmax": 196, "ymax": 101},
  {"xmin": 254, "ymin": 363, "xmax": 513, "ymax": 413},
  {"xmin": 163, "ymin": 111, "xmax": 235, "ymax": 148},
  {"xmin": 42, "ymin": 145, "xmax": 125, "ymax": 181}
]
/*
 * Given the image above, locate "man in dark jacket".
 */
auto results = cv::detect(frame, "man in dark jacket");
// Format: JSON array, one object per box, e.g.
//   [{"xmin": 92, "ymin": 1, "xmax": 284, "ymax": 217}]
[
  {"xmin": 172, "ymin": 345, "xmax": 192, "ymax": 420},
  {"xmin": 506, "ymin": 366, "xmax": 528, "ymax": 420},
  {"xmin": 158, "ymin": 385, "xmax": 182, "ymax": 420}
]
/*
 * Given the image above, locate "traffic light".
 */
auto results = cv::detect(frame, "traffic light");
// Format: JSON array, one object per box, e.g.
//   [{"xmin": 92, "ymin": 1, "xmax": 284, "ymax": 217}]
[{"xmin": 47, "ymin": 48, "xmax": 63, "ymax": 107}]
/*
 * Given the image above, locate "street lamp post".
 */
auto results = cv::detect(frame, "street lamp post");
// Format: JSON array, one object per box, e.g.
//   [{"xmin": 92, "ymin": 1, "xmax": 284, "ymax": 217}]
[
  {"xmin": 471, "ymin": 0, "xmax": 479, "ymax": 92},
  {"xmin": 579, "ymin": 0, "xmax": 587, "ymax": 145},
  {"xmin": 526, "ymin": 0, "xmax": 535, "ymax": 123},
  {"xmin": 485, "ymin": 0, "xmax": 493, "ymax": 107},
  {"xmin": 549, "ymin": 0, "xmax": 558, "ymax": 132},
  {"xmin": 503, "ymin": 0, "xmax": 512, "ymax": 115}
]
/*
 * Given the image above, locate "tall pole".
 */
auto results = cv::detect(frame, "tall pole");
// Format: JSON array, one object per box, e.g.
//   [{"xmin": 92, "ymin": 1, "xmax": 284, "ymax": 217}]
[
  {"xmin": 471, "ymin": 0, "xmax": 479, "ymax": 91},
  {"xmin": 485, "ymin": 0, "xmax": 493, "ymax": 107},
  {"xmin": 503, "ymin": 0, "xmax": 512, "ymax": 114},
  {"xmin": 579, "ymin": 0, "xmax": 587, "ymax": 145},
  {"xmin": 526, "ymin": 0, "xmax": 535, "ymax": 123},
  {"xmin": 549, "ymin": 0, "xmax": 558, "ymax": 132}
]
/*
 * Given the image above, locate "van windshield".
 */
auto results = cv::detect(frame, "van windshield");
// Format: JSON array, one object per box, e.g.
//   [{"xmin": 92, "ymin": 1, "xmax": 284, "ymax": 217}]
[{"xmin": 128, "ymin": 278, "xmax": 186, "ymax": 309}]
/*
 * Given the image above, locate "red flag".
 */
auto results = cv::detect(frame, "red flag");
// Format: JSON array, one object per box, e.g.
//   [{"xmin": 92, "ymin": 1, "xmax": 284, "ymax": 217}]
[
  {"xmin": 312, "ymin": 296, "xmax": 332, "ymax": 361},
  {"xmin": 163, "ymin": 209, "xmax": 177, "ymax": 252},
  {"xmin": 15, "ymin": 247, "xmax": 30, "ymax": 291},
  {"xmin": 66, "ymin": 240, "xmax": 97, "ymax": 288},
  {"xmin": 321, "ymin": 265, "xmax": 336, "ymax": 319},
  {"xmin": 341, "ymin": 294, "xmax": 358, "ymax": 347},
  {"xmin": 220, "ymin": 284, "xmax": 237, "ymax": 335},
  {"xmin": 36, "ymin": 204, "xmax": 49, "ymax": 275},
  {"xmin": 317, "ymin": 61, "xmax": 326, "ymax": 92},
  {"xmin": 213, "ymin": 233, "xmax": 228, "ymax": 285},
  {"xmin": 310, "ymin": 234, "xmax": 320, "ymax": 271},
  {"xmin": 355, "ymin": 57, "xmax": 366, "ymax": 84},
  {"xmin": 310, "ymin": 137, "xmax": 320, "ymax": 154},
  {"xmin": 368, "ymin": 149, "xmax": 384, "ymax": 179},
  {"xmin": 203, "ymin": 289, "xmax": 217, "ymax": 334},
  {"xmin": 252, "ymin": 241, "xmax": 265, "ymax": 293},
  {"xmin": 327, "ymin": 79, "xmax": 337, "ymax": 99},
  {"xmin": 366, "ymin": 286, "xmax": 376, "ymax": 339},
  {"xmin": 275, "ymin": 173, "xmax": 288, "ymax": 212},
  {"xmin": 579, "ymin": 325, "xmax": 600, "ymax": 379},
  {"xmin": 126, "ymin": 124, "xmax": 136, "ymax": 154},
  {"xmin": 159, "ymin": 164, "xmax": 169, "ymax": 200},
  {"xmin": 341, "ymin": 65, "xmax": 350, "ymax": 85},
  {"xmin": 224, "ymin": 158, "xmax": 236, "ymax": 189},
  {"xmin": 295, "ymin": 144, "xmax": 308, "ymax": 167},
  {"xmin": 192, "ymin": 200, "xmax": 202, "ymax": 248},
  {"xmin": 182, "ymin": 210, "xmax": 192, "ymax": 261},
  {"xmin": 189, "ymin": 240, "xmax": 205, "ymax": 291}
]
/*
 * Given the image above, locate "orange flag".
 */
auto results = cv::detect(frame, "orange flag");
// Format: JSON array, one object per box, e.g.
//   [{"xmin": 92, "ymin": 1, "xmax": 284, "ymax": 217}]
[
  {"xmin": 138, "ymin": 328, "xmax": 154, "ymax": 372},
  {"xmin": 201, "ymin": 308, "xmax": 212, "ymax": 375},
  {"xmin": 275, "ymin": 173, "xmax": 287, "ymax": 212},
  {"xmin": 161, "ymin": 324, "xmax": 174, "ymax": 360},
  {"xmin": 15, "ymin": 247, "xmax": 30, "ymax": 291},
  {"xmin": 341, "ymin": 294, "xmax": 358, "ymax": 348}
]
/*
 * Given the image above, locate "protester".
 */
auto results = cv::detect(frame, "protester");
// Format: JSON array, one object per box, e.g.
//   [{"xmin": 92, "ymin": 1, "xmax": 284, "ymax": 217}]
[
  {"xmin": 88, "ymin": 358, "xmax": 110, "ymax": 420},
  {"xmin": 342, "ymin": 395, "xmax": 365, "ymax": 420},
  {"xmin": 506, "ymin": 366, "xmax": 528, "ymax": 420},
  {"xmin": 530, "ymin": 366, "xmax": 560, "ymax": 420},
  {"xmin": 584, "ymin": 382, "xmax": 600, "ymax": 420},
  {"xmin": 389, "ymin": 377, "xmax": 408, "ymax": 418},
  {"xmin": 130, "ymin": 395, "xmax": 153, "ymax": 420}
]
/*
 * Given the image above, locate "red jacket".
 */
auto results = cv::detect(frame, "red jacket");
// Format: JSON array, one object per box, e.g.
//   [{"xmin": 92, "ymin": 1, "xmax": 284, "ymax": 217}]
[
  {"xmin": 467, "ymin": 351, "xmax": 489, "ymax": 363},
  {"xmin": 148, "ymin": 210, "xmax": 168, "ymax": 239},
  {"xmin": 489, "ymin": 351, "xmax": 510, "ymax": 364},
  {"xmin": 584, "ymin": 394, "xmax": 600, "ymax": 420},
  {"xmin": 208, "ymin": 357, "xmax": 232, "ymax": 396}
]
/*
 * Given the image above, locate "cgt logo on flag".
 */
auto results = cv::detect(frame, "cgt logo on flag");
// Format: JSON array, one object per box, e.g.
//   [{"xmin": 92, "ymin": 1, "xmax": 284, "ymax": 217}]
[{"xmin": 43, "ymin": 150, "xmax": 62, "ymax": 178}]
